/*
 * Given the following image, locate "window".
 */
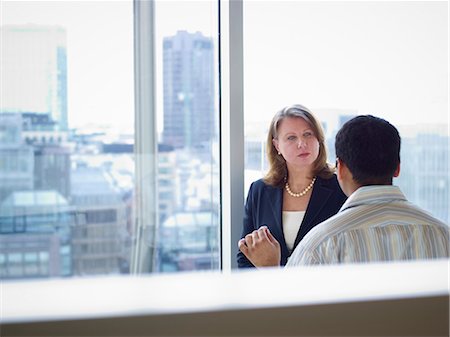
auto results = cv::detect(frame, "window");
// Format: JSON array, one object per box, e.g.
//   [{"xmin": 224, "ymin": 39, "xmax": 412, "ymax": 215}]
[
  {"xmin": 132, "ymin": 0, "xmax": 220, "ymax": 273},
  {"xmin": 1, "ymin": 2, "xmax": 449, "ymax": 333},
  {"xmin": 1, "ymin": 0, "xmax": 220, "ymax": 279},
  {"xmin": 2, "ymin": 0, "xmax": 447, "ymax": 283},
  {"xmin": 243, "ymin": 1, "xmax": 448, "ymax": 224}
]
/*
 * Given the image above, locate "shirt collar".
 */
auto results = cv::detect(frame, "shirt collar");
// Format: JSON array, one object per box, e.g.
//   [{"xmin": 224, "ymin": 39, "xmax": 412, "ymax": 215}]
[{"xmin": 340, "ymin": 185, "xmax": 407, "ymax": 212}]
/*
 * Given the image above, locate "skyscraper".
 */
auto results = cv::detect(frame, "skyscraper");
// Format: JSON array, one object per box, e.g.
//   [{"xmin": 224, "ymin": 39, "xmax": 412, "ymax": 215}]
[
  {"xmin": 0, "ymin": 114, "xmax": 34, "ymax": 204},
  {"xmin": 162, "ymin": 31, "xmax": 215, "ymax": 149},
  {"xmin": 396, "ymin": 132, "xmax": 449, "ymax": 224},
  {"xmin": 1, "ymin": 24, "xmax": 68, "ymax": 131}
]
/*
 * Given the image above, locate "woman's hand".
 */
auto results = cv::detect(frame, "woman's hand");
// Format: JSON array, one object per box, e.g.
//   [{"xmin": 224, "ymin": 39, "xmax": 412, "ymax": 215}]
[{"xmin": 238, "ymin": 226, "xmax": 281, "ymax": 267}]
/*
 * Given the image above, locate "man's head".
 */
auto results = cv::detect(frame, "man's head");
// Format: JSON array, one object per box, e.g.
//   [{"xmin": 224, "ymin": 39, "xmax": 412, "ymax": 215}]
[{"xmin": 335, "ymin": 115, "xmax": 401, "ymax": 192}]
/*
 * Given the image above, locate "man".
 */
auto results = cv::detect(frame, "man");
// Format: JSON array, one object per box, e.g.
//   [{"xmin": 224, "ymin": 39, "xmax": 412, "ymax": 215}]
[{"xmin": 239, "ymin": 115, "xmax": 449, "ymax": 267}]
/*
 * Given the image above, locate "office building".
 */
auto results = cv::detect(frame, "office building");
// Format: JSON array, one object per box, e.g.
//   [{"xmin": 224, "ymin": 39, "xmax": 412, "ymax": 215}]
[
  {"xmin": 0, "ymin": 190, "xmax": 74, "ymax": 279},
  {"xmin": 157, "ymin": 211, "xmax": 219, "ymax": 272},
  {"xmin": 0, "ymin": 114, "xmax": 34, "ymax": 204},
  {"xmin": 1, "ymin": 25, "xmax": 68, "ymax": 131},
  {"xmin": 162, "ymin": 31, "xmax": 215, "ymax": 149},
  {"xmin": 396, "ymin": 132, "xmax": 449, "ymax": 224},
  {"xmin": 20, "ymin": 113, "xmax": 72, "ymax": 198},
  {"xmin": 70, "ymin": 166, "xmax": 129, "ymax": 275}
]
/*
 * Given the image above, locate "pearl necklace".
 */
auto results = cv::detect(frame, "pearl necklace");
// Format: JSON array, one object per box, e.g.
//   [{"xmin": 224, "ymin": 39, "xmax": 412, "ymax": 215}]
[{"xmin": 285, "ymin": 177, "xmax": 316, "ymax": 197}]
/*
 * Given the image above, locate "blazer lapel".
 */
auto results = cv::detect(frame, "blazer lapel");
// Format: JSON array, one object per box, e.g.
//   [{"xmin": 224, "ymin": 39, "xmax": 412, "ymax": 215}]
[
  {"xmin": 264, "ymin": 185, "xmax": 290, "ymax": 261},
  {"xmin": 294, "ymin": 177, "xmax": 333, "ymax": 247},
  {"xmin": 265, "ymin": 185, "xmax": 283, "ymax": 233}
]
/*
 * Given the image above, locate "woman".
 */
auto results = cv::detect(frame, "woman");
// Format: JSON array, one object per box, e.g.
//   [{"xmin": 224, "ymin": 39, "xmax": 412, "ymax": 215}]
[{"xmin": 237, "ymin": 104, "xmax": 347, "ymax": 267}]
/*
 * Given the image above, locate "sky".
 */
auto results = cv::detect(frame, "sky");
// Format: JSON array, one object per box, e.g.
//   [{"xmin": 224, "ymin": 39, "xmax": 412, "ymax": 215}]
[
  {"xmin": 1, "ymin": 0, "xmax": 136, "ymax": 132},
  {"xmin": 243, "ymin": 1, "xmax": 449, "ymax": 135},
  {"xmin": 1, "ymin": 0, "xmax": 448, "ymax": 135}
]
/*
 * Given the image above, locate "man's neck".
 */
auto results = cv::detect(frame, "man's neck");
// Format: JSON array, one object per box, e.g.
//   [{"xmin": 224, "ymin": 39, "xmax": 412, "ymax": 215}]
[{"xmin": 352, "ymin": 182, "xmax": 394, "ymax": 194}]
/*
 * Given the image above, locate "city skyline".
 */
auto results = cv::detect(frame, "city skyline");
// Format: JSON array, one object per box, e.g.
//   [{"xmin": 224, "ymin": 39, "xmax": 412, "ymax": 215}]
[
  {"xmin": 0, "ymin": 1, "xmax": 448, "ymax": 279},
  {"xmin": 2, "ymin": 1, "xmax": 448, "ymax": 134},
  {"xmin": 1, "ymin": 24, "xmax": 68, "ymax": 130},
  {"xmin": 162, "ymin": 30, "xmax": 216, "ymax": 149}
]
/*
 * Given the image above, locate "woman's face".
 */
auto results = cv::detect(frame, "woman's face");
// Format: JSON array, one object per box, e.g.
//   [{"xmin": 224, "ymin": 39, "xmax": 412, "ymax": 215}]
[{"xmin": 273, "ymin": 117, "xmax": 320, "ymax": 170}]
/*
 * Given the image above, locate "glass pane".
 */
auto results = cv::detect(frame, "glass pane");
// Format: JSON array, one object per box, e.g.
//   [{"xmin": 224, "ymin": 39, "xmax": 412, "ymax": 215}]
[
  {"xmin": 1, "ymin": 0, "xmax": 134, "ymax": 279},
  {"xmin": 154, "ymin": 1, "xmax": 220, "ymax": 272},
  {"xmin": 243, "ymin": 1, "xmax": 448, "ymax": 224},
  {"xmin": 1, "ymin": 0, "xmax": 220, "ymax": 279}
]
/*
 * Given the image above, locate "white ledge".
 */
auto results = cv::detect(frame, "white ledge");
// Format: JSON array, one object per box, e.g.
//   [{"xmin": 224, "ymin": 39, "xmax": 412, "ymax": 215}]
[{"xmin": 2, "ymin": 259, "xmax": 449, "ymax": 336}]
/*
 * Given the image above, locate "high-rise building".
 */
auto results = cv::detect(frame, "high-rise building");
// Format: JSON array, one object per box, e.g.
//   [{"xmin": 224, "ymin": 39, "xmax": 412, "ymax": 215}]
[
  {"xmin": 162, "ymin": 31, "xmax": 215, "ymax": 149},
  {"xmin": 0, "ymin": 114, "xmax": 34, "ymax": 204},
  {"xmin": 1, "ymin": 25, "xmax": 68, "ymax": 131},
  {"xmin": 70, "ymin": 166, "xmax": 129, "ymax": 275},
  {"xmin": 396, "ymin": 132, "xmax": 449, "ymax": 224},
  {"xmin": 0, "ymin": 190, "xmax": 74, "ymax": 279},
  {"xmin": 157, "ymin": 211, "xmax": 219, "ymax": 272},
  {"xmin": 21, "ymin": 113, "xmax": 71, "ymax": 199}
]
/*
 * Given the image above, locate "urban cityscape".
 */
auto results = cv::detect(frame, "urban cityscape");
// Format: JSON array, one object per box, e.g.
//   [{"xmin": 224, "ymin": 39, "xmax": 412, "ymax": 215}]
[{"xmin": 0, "ymin": 24, "xmax": 448, "ymax": 280}]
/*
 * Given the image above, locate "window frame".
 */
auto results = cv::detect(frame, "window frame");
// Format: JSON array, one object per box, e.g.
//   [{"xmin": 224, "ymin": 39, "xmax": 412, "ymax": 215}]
[
  {"xmin": 131, "ymin": 0, "xmax": 245, "ymax": 271},
  {"xmin": 218, "ymin": 0, "xmax": 245, "ymax": 271},
  {"xmin": 130, "ymin": 0, "xmax": 159, "ymax": 273}
]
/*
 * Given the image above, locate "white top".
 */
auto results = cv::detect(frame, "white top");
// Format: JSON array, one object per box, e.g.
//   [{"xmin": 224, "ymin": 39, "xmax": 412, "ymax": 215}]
[{"xmin": 282, "ymin": 211, "xmax": 305, "ymax": 252}]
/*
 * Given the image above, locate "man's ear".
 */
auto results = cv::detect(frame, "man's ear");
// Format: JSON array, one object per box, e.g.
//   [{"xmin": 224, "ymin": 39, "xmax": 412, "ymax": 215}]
[
  {"xmin": 337, "ymin": 158, "xmax": 346, "ymax": 180},
  {"xmin": 337, "ymin": 159, "xmax": 358, "ymax": 197},
  {"xmin": 393, "ymin": 163, "xmax": 400, "ymax": 177}
]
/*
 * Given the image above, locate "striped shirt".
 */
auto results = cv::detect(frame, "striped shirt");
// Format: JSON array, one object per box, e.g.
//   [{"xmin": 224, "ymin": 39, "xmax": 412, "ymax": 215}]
[{"xmin": 286, "ymin": 185, "xmax": 449, "ymax": 266}]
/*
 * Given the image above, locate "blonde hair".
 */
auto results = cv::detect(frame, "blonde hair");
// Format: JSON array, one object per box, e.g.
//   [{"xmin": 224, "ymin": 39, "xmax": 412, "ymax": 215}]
[{"xmin": 263, "ymin": 104, "xmax": 334, "ymax": 187}]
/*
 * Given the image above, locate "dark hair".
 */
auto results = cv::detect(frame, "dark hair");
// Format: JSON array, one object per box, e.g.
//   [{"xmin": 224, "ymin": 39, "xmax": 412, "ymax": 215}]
[
  {"xmin": 335, "ymin": 115, "xmax": 401, "ymax": 185},
  {"xmin": 264, "ymin": 104, "xmax": 334, "ymax": 187}
]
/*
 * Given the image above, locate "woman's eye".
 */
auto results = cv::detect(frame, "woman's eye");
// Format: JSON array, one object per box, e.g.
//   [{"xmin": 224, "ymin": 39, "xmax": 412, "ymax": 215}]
[
  {"xmin": 304, "ymin": 132, "xmax": 313, "ymax": 138},
  {"xmin": 287, "ymin": 136, "xmax": 296, "ymax": 141}
]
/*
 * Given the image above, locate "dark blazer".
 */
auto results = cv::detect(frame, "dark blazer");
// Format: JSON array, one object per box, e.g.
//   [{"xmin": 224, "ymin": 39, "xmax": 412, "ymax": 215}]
[{"xmin": 237, "ymin": 174, "xmax": 347, "ymax": 268}]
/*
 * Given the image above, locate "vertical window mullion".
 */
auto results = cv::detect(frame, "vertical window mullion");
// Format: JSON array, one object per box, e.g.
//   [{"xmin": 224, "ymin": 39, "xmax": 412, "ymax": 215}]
[
  {"xmin": 219, "ymin": 0, "xmax": 244, "ymax": 271},
  {"xmin": 131, "ymin": 0, "xmax": 158, "ymax": 274}
]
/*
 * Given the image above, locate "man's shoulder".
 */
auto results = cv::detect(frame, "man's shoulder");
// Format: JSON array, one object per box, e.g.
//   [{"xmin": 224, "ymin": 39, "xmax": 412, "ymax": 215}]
[
  {"xmin": 306, "ymin": 201, "xmax": 447, "ymax": 246},
  {"xmin": 400, "ymin": 201, "xmax": 448, "ymax": 227},
  {"xmin": 287, "ymin": 196, "xmax": 449, "ymax": 267}
]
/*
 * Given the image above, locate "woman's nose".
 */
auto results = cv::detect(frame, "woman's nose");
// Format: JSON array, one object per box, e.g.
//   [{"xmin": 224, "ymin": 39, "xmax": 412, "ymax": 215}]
[{"xmin": 297, "ymin": 139, "xmax": 306, "ymax": 148}]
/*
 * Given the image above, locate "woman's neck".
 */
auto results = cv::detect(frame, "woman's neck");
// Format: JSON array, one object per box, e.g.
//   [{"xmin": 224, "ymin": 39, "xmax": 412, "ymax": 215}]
[{"xmin": 287, "ymin": 166, "xmax": 314, "ymax": 186}]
